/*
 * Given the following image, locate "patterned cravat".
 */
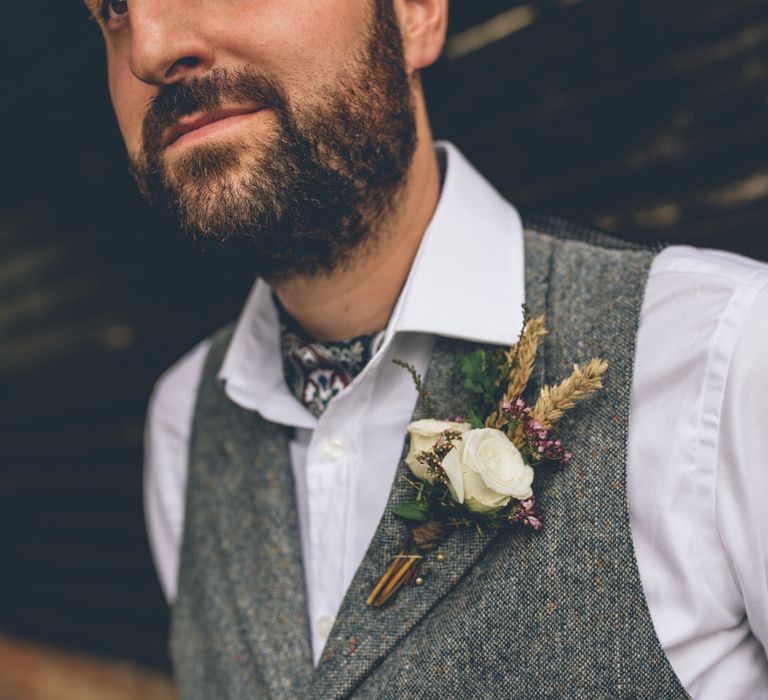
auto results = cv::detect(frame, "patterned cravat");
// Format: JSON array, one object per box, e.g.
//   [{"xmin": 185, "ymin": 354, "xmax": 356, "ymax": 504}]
[{"xmin": 275, "ymin": 295, "xmax": 381, "ymax": 418}]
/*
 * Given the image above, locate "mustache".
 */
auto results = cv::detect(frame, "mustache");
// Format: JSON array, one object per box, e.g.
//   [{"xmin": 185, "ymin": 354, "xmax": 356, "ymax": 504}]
[{"xmin": 141, "ymin": 66, "xmax": 287, "ymax": 151}]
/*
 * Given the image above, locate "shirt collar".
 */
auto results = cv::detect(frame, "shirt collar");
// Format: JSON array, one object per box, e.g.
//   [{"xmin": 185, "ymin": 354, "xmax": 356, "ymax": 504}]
[
  {"xmin": 218, "ymin": 141, "xmax": 525, "ymax": 422},
  {"xmin": 385, "ymin": 141, "xmax": 525, "ymax": 346}
]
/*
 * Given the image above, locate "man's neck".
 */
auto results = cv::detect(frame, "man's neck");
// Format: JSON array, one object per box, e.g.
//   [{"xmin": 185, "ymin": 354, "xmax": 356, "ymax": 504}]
[{"xmin": 272, "ymin": 138, "xmax": 442, "ymax": 342}]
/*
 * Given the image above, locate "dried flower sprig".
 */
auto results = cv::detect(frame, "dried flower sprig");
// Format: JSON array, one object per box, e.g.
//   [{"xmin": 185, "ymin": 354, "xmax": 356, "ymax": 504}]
[
  {"xmin": 487, "ymin": 314, "xmax": 548, "ymax": 429},
  {"xmin": 392, "ymin": 358, "xmax": 435, "ymax": 416},
  {"xmin": 502, "ymin": 397, "xmax": 573, "ymax": 465},
  {"xmin": 508, "ymin": 497, "xmax": 543, "ymax": 530},
  {"xmin": 532, "ymin": 358, "xmax": 608, "ymax": 430},
  {"xmin": 417, "ymin": 429, "xmax": 465, "ymax": 485}
]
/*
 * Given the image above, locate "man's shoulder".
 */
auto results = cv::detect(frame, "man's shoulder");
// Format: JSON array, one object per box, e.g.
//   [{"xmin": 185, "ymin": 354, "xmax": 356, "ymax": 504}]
[
  {"xmin": 520, "ymin": 214, "xmax": 768, "ymax": 342},
  {"xmin": 643, "ymin": 244, "xmax": 768, "ymax": 353},
  {"xmin": 649, "ymin": 243, "xmax": 768, "ymax": 286},
  {"xmin": 522, "ymin": 212, "xmax": 768, "ymax": 287},
  {"xmin": 149, "ymin": 321, "xmax": 239, "ymax": 420},
  {"xmin": 521, "ymin": 212, "xmax": 663, "ymax": 253},
  {"xmin": 147, "ymin": 337, "xmax": 215, "ymax": 436},
  {"xmin": 143, "ymin": 333, "xmax": 220, "ymax": 605}
]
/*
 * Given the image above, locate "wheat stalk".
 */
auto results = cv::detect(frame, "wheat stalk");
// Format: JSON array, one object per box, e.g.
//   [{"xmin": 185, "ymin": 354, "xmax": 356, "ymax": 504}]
[
  {"xmin": 486, "ymin": 314, "xmax": 547, "ymax": 429},
  {"xmin": 505, "ymin": 314, "xmax": 547, "ymax": 399},
  {"xmin": 531, "ymin": 358, "xmax": 608, "ymax": 430}
]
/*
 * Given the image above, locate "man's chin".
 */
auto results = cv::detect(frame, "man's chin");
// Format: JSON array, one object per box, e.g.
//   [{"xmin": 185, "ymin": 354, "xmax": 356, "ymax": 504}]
[
  {"xmin": 165, "ymin": 141, "xmax": 244, "ymax": 185},
  {"xmin": 141, "ymin": 145, "xmax": 259, "ymax": 235},
  {"xmin": 171, "ymin": 180, "xmax": 258, "ymax": 238}
]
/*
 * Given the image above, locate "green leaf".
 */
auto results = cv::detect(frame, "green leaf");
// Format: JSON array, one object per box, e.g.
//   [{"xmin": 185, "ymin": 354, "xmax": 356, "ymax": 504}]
[
  {"xmin": 467, "ymin": 406, "xmax": 485, "ymax": 429},
  {"xmin": 394, "ymin": 500, "xmax": 430, "ymax": 522},
  {"xmin": 460, "ymin": 350, "xmax": 489, "ymax": 395}
]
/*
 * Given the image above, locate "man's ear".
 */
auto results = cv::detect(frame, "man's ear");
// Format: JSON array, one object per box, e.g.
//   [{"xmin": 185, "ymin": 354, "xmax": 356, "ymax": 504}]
[{"xmin": 393, "ymin": 0, "xmax": 448, "ymax": 72}]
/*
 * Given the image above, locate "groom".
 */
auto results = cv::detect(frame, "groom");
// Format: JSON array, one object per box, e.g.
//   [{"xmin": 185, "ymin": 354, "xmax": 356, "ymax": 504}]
[{"xmin": 88, "ymin": 0, "xmax": 768, "ymax": 697}]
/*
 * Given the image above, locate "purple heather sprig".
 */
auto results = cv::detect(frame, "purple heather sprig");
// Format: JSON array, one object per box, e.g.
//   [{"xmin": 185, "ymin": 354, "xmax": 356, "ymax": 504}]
[
  {"xmin": 509, "ymin": 497, "xmax": 543, "ymax": 531},
  {"xmin": 501, "ymin": 398, "xmax": 572, "ymax": 466}
]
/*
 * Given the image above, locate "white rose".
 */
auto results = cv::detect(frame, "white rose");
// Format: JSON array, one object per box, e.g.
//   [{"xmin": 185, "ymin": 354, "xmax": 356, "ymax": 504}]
[
  {"xmin": 441, "ymin": 428, "xmax": 533, "ymax": 512},
  {"xmin": 405, "ymin": 419, "xmax": 471, "ymax": 480}
]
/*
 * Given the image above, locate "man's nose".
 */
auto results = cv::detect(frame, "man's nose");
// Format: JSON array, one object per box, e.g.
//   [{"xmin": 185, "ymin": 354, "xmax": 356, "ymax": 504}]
[{"xmin": 127, "ymin": 0, "xmax": 215, "ymax": 86}]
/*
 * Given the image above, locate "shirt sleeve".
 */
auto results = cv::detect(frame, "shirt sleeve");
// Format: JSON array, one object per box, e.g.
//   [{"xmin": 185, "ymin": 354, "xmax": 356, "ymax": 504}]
[
  {"xmin": 715, "ymin": 275, "xmax": 768, "ymax": 659},
  {"xmin": 143, "ymin": 338, "xmax": 212, "ymax": 603}
]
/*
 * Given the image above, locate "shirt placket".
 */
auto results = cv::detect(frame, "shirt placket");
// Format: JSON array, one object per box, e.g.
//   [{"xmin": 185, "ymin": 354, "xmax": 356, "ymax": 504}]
[
  {"xmin": 306, "ymin": 417, "xmax": 353, "ymax": 659},
  {"xmin": 304, "ymin": 362, "xmax": 379, "ymax": 663}
]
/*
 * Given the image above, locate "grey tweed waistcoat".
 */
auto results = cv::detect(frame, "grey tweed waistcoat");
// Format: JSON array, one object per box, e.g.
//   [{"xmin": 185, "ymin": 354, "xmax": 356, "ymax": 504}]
[{"xmin": 170, "ymin": 217, "xmax": 690, "ymax": 699}]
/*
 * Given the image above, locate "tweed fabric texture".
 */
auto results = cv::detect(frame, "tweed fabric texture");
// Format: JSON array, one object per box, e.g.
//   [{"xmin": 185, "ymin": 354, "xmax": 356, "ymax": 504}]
[
  {"xmin": 170, "ymin": 223, "xmax": 690, "ymax": 699},
  {"xmin": 170, "ymin": 334, "xmax": 314, "ymax": 699}
]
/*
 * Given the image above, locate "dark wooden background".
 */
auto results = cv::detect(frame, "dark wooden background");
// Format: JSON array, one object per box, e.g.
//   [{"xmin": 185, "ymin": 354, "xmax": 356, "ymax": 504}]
[{"xmin": 1, "ymin": 0, "xmax": 766, "ymax": 672}]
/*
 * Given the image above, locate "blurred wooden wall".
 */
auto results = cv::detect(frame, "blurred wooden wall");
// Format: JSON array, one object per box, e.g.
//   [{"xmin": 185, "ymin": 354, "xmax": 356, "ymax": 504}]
[
  {"xmin": 427, "ymin": 0, "xmax": 768, "ymax": 259},
  {"xmin": 1, "ymin": 0, "xmax": 766, "ymax": 678}
]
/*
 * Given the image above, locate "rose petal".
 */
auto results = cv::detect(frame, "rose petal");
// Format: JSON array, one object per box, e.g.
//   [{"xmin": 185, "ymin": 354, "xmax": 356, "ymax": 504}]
[
  {"xmin": 441, "ymin": 447, "xmax": 465, "ymax": 504},
  {"xmin": 461, "ymin": 428, "xmax": 533, "ymax": 500},
  {"xmin": 462, "ymin": 468, "xmax": 511, "ymax": 512}
]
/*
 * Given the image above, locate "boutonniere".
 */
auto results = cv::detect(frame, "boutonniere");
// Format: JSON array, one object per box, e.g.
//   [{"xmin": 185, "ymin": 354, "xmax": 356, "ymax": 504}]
[{"xmin": 367, "ymin": 308, "xmax": 608, "ymax": 607}]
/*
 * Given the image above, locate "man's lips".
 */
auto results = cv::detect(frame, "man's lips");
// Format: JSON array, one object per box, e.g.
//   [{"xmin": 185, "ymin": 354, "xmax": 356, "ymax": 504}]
[{"xmin": 162, "ymin": 105, "xmax": 265, "ymax": 148}]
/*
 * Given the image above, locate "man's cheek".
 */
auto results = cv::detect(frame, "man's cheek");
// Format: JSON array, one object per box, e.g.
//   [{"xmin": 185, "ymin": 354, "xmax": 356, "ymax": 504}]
[{"xmin": 108, "ymin": 60, "xmax": 154, "ymax": 155}]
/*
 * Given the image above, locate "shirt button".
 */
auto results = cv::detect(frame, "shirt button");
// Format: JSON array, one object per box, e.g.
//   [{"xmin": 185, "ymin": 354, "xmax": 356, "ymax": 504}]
[
  {"xmin": 321, "ymin": 437, "xmax": 345, "ymax": 460},
  {"xmin": 316, "ymin": 614, "xmax": 335, "ymax": 640}
]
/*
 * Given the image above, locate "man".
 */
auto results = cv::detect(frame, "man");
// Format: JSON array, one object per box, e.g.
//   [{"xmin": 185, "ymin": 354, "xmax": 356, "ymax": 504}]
[{"xmin": 87, "ymin": 0, "xmax": 768, "ymax": 697}]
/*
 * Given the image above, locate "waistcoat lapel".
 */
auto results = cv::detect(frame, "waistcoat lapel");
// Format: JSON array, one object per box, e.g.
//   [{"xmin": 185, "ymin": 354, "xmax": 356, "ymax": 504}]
[{"xmin": 170, "ymin": 327, "xmax": 314, "ymax": 699}]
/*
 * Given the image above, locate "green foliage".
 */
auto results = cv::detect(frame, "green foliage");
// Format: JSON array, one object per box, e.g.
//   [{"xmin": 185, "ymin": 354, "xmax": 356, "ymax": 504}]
[
  {"xmin": 396, "ymin": 477, "xmax": 520, "ymax": 533},
  {"xmin": 460, "ymin": 350, "xmax": 492, "ymax": 396},
  {"xmin": 394, "ymin": 499, "xmax": 430, "ymax": 522},
  {"xmin": 460, "ymin": 349, "xmax": 500, "ymax": 427},
  {"xmin": 466, "ymin": 406, "xmax": 485, "ymax": 430}
]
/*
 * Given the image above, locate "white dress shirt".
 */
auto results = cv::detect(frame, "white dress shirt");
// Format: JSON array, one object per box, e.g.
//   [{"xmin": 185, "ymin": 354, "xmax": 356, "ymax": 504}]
[{"xmin": 144, "ymin": 142, "xmax": 768, "ymax": 698}]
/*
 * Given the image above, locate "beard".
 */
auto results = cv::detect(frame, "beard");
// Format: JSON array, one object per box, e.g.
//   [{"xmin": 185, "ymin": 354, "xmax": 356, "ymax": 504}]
[{"xmin": 129, "ymin": 1, "xmax": 417, "ymax": 281}]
